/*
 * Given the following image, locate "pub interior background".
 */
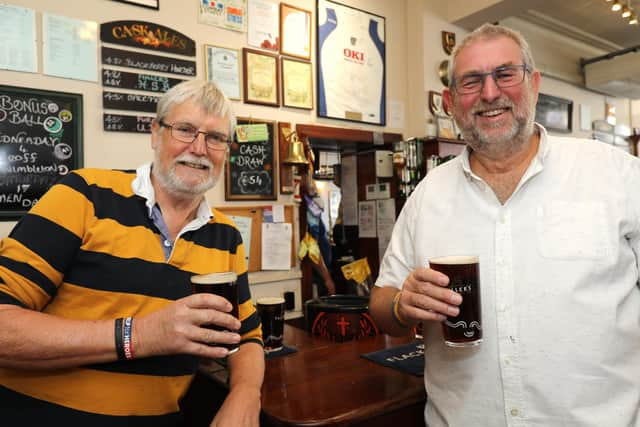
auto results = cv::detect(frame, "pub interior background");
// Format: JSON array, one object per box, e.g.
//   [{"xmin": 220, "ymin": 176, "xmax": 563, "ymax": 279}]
[{"xmin": 1, "ymin": 0, "xmax": 640, "ymax": 323}]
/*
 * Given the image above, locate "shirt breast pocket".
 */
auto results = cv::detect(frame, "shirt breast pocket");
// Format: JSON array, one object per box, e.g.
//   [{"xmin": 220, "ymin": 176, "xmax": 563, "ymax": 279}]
[{"xmin": 537, "ymin": 201, "xmax": 608, "ymax": 260}]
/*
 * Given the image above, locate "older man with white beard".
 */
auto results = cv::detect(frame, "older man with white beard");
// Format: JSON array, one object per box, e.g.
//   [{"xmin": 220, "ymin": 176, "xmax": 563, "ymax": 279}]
[
  {"xmin": 370, "ymin": 24, "xmax": 640, "ymax": 426},
  {"xmin": 0, "ymin": 80, "xmax": 264, "ymax": 427}
]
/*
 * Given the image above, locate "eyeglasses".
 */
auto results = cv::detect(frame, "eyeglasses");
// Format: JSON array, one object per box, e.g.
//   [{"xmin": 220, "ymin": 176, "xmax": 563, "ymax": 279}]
[
  {"xmin": 158, "ymin": 120, "xmax": 231, "ymax": 151},
  {"xmin": 452, "ymin": 64, "xmax": 531, "ymax": 94}
]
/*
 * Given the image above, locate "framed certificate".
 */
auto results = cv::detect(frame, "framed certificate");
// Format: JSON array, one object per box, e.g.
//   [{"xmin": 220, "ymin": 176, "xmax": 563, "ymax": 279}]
[
  {"xmin": 247, "ymin": 0, "xmax": 279, "ymax": 51},
  {"xmin": 317, "ymin": 0, "xmax": 386, "ymax": 125},
  {"xmin": 204, "ymin": 45, "xmax": 241, "ymax": 100},
  {"xmin": 279, "ymin": 3, "xmax": 311, "ymax": 59},
  {"xmin": 243, "ymin": 48, "xmax": 279, "ymax": 107},
  {"xmin": 281, "ymin": 57, "xmax": 313, "ymax": 109}
]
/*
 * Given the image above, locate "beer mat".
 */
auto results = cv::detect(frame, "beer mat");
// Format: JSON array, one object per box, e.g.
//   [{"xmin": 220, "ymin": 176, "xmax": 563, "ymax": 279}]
[
  {"xmin": 361, "ymin": 342, "xmax": 424, "ymax": 376},
  {"xmin": 265, "ymin": 345, "xmax": 298, "ymax": 360}
]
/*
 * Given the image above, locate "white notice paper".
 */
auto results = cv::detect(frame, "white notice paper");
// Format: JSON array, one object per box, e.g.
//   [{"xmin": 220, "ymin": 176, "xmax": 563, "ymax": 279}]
[
  {"xmin": 358, "ymin": 200, "xmax": 376, "ymax": 238},
  {"xmin": 228, "ymin": 215, "xmax": 252, "ymax": 265},
  {"xmin": 43, "ymin": 14, "xmax": 98, "ymax": 82},
  {"xmin": 0, "ymin": 4, "xmax": 37, "ymax": 73},
  {"xmin": 272, "ymin": 204, "xmax": 285, "ymax": 223},
  {"xmin": 261, "ymin": 222, "xmax": 292, "ymax": 270},
  {"xmin": 376, "ymin": 199, "xmax": 396, "ymax": 261}
]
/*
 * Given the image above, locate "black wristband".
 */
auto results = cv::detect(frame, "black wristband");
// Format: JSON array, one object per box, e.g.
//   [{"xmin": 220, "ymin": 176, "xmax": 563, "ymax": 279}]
[{"xmin": 114, "ymin": 317, "xmax": 126, "ymax": 361}]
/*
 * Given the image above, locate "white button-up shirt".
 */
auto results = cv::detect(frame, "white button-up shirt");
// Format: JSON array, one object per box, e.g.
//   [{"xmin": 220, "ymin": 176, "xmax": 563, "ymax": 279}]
[{"xmin": 376, "ymin": 125, "xmax": 640, "ymax": 426}]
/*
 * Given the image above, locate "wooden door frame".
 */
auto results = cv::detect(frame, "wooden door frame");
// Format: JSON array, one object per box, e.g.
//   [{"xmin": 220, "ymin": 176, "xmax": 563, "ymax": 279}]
[{"xmin": 294, "ymin": 123, "xmax": 402, "ymax": 305}]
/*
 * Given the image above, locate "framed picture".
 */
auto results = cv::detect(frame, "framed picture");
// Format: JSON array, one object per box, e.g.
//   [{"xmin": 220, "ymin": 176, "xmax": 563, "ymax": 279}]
[
  {"xmin": 535, "ymin": 93, "xmax": 573, "ymax": 133},
  {"xmin": 204, "ymin": 45, "xmax": 241, "ymax": 100},
  {"xmin": 243, "ymin": 48, "xmax": 280, "ymax": 107},
  {"xmin": 226, "ymin": 118, "xmax": 277, "ymax": 201},
  {"xmin": 281, "ymin": 57, "xmax": 313, "ymax": 109},
  {"xmin": 317, "ymin": 0, "xmax": 385, "ymax": 125},
  {"xmin": 280, "ymin": 3, "xmax": 311, "ymax": 59},
  {"xmin": 0, "ymin": 85, "xmax": 83, "ymax": 219},
  {"xmin": 110, "ymin": 0, "xmax": 159, "ymax": 10},
  {"xmin": 428, "ymin": 91, "xmax": 443, "ymax": 116},
  {"xmin": 437, "ymin": 116, "xmax": 456, "ymax": 139},
  {"xmin": 247, "ymin": 0, "xmax": 279, "ymax": 51}
]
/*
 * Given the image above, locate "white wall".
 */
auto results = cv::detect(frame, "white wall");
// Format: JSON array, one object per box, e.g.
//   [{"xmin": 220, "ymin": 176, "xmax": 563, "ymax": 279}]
[{"xmin": 0, "ymin": 0, "xmax": 410, "ymax": 313}]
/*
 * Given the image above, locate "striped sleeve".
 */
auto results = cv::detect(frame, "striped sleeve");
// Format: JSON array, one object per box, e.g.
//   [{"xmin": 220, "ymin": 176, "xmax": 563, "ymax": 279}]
[{"xmin": 0, "ymin": 171, "xmax": 90, "ymax": 310}]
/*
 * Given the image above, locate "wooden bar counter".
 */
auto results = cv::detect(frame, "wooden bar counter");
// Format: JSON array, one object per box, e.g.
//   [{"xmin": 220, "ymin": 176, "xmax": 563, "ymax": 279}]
[{"xmin": 192, "ymin": 325, "xmax": 426, "ymax": 427}]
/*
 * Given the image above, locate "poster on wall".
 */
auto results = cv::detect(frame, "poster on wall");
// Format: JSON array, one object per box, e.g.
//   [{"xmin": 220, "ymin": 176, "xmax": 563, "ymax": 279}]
[
  {"xmin": 43, "ymin": 14, "xmax": 98, "ymax": 82},
  {"xmin": 317, "ymin": 0, "xmax": 386, "ymax": 126},
  {"xmin": 199, "ymin": 0, "xmax": 247, "ymax": 32},
  {"xmin": 0, "ymin": 4, "xmax": 37, "ymax": 73},
  {"xmin": 0, "ymin": 85, "xmax": 83, "ymax": 219}
]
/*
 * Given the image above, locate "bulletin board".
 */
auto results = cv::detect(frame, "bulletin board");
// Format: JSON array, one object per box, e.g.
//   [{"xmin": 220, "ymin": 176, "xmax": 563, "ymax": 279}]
[{"xmin": 215, "ymin": 205, "xmax": 295, "ymax": 272}]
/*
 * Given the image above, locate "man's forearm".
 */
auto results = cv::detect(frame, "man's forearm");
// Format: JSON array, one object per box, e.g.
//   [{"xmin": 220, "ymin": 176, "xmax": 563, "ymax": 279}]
[
  {"xmin": 369, "ymin": 286, "xmax": 413, "ymax": 337},
  {"xmin": 0, "ymin": 305, "xmax": 117, "ymax": 369}
]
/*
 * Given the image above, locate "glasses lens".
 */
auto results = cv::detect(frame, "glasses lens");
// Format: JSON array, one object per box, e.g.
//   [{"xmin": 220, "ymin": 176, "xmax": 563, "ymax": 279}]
[
  {"xmin": 455, "ymin": 65, "xmax": 526, "ymax": 94},
  {"xmin": 494, "ymin": 66, "xmax": 524, "ymax": 88},
  {"xmin": 172, "ymin": 123, "xmax": 197, "ymax": 142},
  {"xmin": 205, "ymin": 134, "xmax": 229, "ymax": 151}
]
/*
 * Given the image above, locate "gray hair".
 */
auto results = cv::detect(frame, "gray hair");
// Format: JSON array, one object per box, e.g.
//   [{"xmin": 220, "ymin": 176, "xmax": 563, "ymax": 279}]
[
  {"xmin": 449, "ymin": 23, "xmax": 536, "ymax": 87},
  {"xmin": 155, "ymin": 79, "xmax": 236, "ymax": 136}
]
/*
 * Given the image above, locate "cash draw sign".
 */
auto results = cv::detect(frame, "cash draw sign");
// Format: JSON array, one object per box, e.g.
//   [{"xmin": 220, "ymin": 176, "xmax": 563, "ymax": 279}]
[
  {"xmin": 0, "ymin": 86, "xmax": 83, "ymax": 219},
  {"xmin": 225, "ymin": 121, "xmax": 276, "ymax": 200}
]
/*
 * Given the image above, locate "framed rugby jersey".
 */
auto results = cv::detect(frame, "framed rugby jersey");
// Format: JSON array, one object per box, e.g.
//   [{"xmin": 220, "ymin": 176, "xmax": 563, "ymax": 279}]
[{"xmin": 317, "ymin": 0, "xmax": 386, "ymax": 126}]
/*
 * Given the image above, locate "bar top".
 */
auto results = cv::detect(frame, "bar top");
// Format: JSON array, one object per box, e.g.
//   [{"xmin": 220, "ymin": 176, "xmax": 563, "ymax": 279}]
[{"xmin": 259, "ymin": 325, "xmax": 426, "ymax": 426}]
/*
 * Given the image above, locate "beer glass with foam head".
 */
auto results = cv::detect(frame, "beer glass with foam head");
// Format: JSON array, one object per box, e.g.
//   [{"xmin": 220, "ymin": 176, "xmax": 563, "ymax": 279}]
[
  {"xmin": 429, "ymin": 256, "xmax": 482, "ymax": 347},
  {"xmin": 190, "ymin": 271, "xmax": 239, "ymax": 354},
  {"xmin": 256, "ymin": 297, "xmax": 285, "ymax": 353}
]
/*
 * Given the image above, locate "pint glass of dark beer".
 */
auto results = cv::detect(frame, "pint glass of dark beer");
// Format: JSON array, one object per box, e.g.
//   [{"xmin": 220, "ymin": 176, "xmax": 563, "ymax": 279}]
[
  {"xmin": 190, "ymin": 272, "xmax": 239, "ymax": 354},
  {"xmin": 429, "ymin": 256, "xmax": 482, "ymax": 347},
  {"xmin": 256, "ymin": 297, "xmax": 285, "ymax": 353}
]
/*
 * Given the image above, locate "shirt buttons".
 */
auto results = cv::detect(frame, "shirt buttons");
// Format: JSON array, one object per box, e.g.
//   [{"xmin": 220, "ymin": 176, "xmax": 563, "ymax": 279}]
[
  {"xmin": 163, "ymin": 239, "xmax": 171, "ymax": 247},
  {"xmin": 510, "ymin": 408, "xmax": 519, "ymax": 417}
]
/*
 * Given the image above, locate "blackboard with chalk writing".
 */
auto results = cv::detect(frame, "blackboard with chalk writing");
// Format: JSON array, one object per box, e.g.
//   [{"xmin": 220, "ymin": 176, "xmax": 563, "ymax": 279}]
[
  {"xmin": 225, "ymin": 118, "xmax": 277, "ymax": 201},
  {"xmin": 0, "ymin": 85, "xmax": 83, "ymax": 219}
]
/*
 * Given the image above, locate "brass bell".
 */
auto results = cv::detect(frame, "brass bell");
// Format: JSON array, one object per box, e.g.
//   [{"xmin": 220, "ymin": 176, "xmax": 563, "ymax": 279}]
[{"xmin": 283, "ymin": 131, "xmax": 309, "ymax": 165}]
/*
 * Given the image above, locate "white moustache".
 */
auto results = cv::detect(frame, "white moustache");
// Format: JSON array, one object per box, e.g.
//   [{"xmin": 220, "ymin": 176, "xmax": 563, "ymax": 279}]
[{"xmin": 174, "ymin": 154, "xmax": 213, "ymax": 170}]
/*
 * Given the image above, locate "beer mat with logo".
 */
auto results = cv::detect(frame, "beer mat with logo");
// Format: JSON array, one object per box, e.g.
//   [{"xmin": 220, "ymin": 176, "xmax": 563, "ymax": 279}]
[
  {"xmin": 361, "ymin": 342, "xmax": 424, "ymax": 376},
  {"xmin": 265, "ymin": 345, "xmax": 298, "ymax": 360}
]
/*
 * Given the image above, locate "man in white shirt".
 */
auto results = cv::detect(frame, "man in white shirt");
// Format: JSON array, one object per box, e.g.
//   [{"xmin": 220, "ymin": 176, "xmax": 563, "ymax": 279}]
[{"xmin": 370, "ymin": 23, "xmax": 640, "ymax": 426}]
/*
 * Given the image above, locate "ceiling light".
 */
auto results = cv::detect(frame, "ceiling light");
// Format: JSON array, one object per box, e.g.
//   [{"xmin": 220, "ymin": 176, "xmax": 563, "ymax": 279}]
[
  {"xmin": 630, "ymin": 13, "xmax": 639, "ymax": 24},
  {"xmin": 622, "ymin": 5, "xmax": 632, "ymax": 17},
  {"xmin": 612, "ymin": 1, "xmax": 623, "ymax": 11},
  {"xmin": 605, "ymin": 0, "xmax": 614, "ymax": 2}
]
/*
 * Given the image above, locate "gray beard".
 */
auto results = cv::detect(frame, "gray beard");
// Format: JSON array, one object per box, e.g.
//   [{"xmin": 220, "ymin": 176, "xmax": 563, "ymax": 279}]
[
  {"xmin": 152, "ymin": 153, "xmax": 219, "ymax": 199},
  {"xmin": 457, "ymin": 98, "xmax": 536, "ymax": 160}
]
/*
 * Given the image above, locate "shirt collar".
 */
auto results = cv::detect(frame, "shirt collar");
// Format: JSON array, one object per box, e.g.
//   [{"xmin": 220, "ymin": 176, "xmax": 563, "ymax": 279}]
[
  {"xmin": 131, "ymin": 162, "xmax": 214, "ymax": 223},
  {"xmin": 459, "ymin": 122, "xmax": 549, "ymax": 177}
]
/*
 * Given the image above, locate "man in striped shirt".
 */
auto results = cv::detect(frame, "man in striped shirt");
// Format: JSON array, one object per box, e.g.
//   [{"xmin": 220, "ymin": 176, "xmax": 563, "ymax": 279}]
[{"xmin": 0, "ymin": 80, "xmax": 264, "ymax": 426}]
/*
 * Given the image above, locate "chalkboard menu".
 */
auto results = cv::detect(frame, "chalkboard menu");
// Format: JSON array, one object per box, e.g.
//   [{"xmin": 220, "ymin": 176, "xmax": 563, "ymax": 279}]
[
  {"xmin": 102, "ymin": 69, "xmax": 185, "ymax": 93},
  {"xmin": 225, "ymin": 118, "xmax": 277, "ymax": 200},
  {"xmin": 103, "ymin": 91, "xmax": 159, "ymax": 112},
  {"xmin": 101, "ymin": 47, "xmax": 196, "ymax": 77},
  {"xmin": 0, "ymin": 85, "xmax": 83, "ymax": 219},
  {"xmin": 103, "ymin": 113, "xmax": 153, "ymax": 133}
]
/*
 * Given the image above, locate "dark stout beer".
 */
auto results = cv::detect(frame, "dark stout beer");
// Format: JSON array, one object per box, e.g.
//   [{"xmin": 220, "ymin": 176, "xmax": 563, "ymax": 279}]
[
  {"xmin": 256, "ymin": 297, "xmax": 285, "ymax": 352},
  {"xmin": 190, "ymin": 271, "xmax": 239, "ymax": 354},
  {"xmin": 429, "ymin": 256, "xmax": 482, "ymax": 347}
]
